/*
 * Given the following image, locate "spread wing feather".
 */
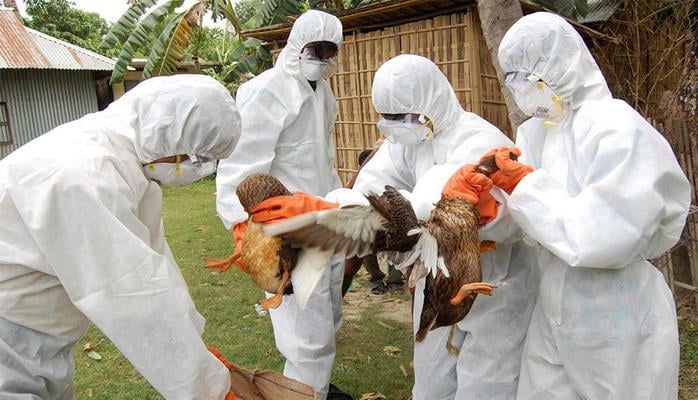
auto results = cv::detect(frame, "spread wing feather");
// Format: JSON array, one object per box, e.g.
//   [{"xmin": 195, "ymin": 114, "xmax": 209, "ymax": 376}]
[
  {"xmin": 391, "ymin": 224, "xmax": 450, "ymax": 288},
  {"xmin": 262, "ymin": 206, "xmax": 387, "ymax": 258}
]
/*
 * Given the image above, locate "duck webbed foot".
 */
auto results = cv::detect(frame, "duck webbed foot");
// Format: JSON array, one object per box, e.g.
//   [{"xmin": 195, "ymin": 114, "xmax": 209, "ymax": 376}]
[
  {"xmin": 260, "ymin": 270, "xmax": 290, "ymax": 310},
  {"xmin": 449, "ymin": 282, "xmax": 497, "ymax": 305}
]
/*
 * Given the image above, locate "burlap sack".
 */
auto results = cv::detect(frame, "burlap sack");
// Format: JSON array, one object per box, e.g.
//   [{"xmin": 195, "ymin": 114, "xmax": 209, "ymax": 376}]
[{"xmin": 230, "ymin": 364, "xmax": 319, "ymax": 400}]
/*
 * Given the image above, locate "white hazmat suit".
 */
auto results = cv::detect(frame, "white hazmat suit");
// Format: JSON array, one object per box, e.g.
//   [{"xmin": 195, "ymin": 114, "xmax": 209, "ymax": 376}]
[
  {"xmin": 348, "ymin": 54, "xmax": 537, "ymax": 400},
  {"xmin": 215, "ymin": 10, "xmax": 344, "ymax": 400},
  {"xmin": 497, "ymin": 12, "xmax": 691, "ymax": 400},
  {"xmin": 0, "ymin": 75, "xmax": 241, "ymax": 399}
]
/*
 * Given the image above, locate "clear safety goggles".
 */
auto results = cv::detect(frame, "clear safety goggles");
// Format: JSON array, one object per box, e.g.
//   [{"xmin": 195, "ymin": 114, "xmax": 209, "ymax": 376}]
[
  {"xmin": 301, "ymin": 41, "xmax": 339, "ymax": 61},
  {"xmin": 504, "ymin": 71, "xmax": 545, "ymax": 91},
  {"xmin": 380, "ymin": 113, "xmax": 430, "ymax": 125}
]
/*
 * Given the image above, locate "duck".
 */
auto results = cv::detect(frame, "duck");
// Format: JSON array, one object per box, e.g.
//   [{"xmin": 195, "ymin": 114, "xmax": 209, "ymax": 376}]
[
  {"xmin": 206, "ymin": 173, "xmax": 299, "ymax": 310},
  {"xmin": 262, "ymin": 158, "xmax": 499, "ymax": 342}
]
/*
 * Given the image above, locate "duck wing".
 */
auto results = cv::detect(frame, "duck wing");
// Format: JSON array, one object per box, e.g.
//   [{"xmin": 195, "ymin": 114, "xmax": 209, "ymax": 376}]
[
  {"xmin": 262, "ymin": 206, "xmax": 386, "ymax": 259},
  {"xmin": 388, "ymin": 224, "xmax": 448, "ymax": 288}
]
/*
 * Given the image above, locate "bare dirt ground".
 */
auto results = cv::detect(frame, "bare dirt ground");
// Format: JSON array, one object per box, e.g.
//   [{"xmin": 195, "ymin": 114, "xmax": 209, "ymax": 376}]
[{"xmin": 342, "ymin": 268, "xmax": 412, "ymax": 325}]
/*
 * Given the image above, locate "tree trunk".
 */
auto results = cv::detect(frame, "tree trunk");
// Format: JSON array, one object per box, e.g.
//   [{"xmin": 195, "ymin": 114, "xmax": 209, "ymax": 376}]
[{"xmin": 477, "ymin": 0, "xmax": 526, "ymax": 136}]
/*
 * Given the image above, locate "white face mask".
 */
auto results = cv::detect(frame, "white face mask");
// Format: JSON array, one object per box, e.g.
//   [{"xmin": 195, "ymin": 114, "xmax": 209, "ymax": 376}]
[
  {"xmin": 300, "ymin": 57, "xmax": 338, "ymax": 81},
  {"xmin": 376, "ymin": 118, "xmax": 434, "ymax": 145},
  {"xmin": 144, "ymin": 156, "xmax": 216, "ymax": 187},
  {"xmin": 505, "ymin": 72, "xmax": 564, "ymax": 121}
]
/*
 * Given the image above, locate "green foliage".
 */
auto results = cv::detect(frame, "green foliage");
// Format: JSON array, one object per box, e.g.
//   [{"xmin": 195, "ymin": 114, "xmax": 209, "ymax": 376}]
[
  {"xmin": 234, "ymin": 0, "xmax": 258, "ymax": 26},
  {"xmin": 24, "ymin": 0, "xmax": 110, "ymax": 55},
  {"xmin": 107, "ymin": 0, "xmax": 184, "ymax": 84},
  {"xmin": 255, "ymin": 0, "xmax": 304, "ymax": 27},
  {"xmin": 532, "ymin": 0, "xmax": 590, "ymax": 19},
  {"xmin": 204, "ymin": 35, "xmax": 272, "ymax": 94},
  {"xmin": 99, "ymin": 0, "xmax": 158, "ymax": 50},
  {"xmin": 186, "ymin": 27, "xmax": 225, "ymax": 61},
  {"xmin": 343, "ymin": 0, "xmax": 375, "ymax": 9},
  {"xmin": 530, "ymin": 0, "xmax": 620, "ymax": 21},
  {"xmin": 102, "ymin": 0, "xmax": 380, "ymax": 84},
  {"xmin": 142, "ymin": 12, "xmax": 194, "ymax": 79}
]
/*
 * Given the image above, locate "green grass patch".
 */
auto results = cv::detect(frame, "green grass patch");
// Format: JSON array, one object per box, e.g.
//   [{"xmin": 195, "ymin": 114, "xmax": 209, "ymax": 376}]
[
  {"xmin": 680, "ymin": 317, "xmax": 698, "ymax": 399},
  {"xmin": 73, "ymin": 178, "xmax": 414, "ymax": 399}
]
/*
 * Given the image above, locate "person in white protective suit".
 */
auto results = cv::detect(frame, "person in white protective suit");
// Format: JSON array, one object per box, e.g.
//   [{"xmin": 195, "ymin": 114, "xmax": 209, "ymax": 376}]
[
  {"xmin": 214, "ymin": 10, "xmax": 351, "ymax": 400},
  {"xmin": 486, "ymin": 12, "xmax": 691, "ymax": 400},
  {"xmin": 0, "ymin": 75, "xmax": 242, "ymax": 399},
  {"xmin": 343, "ymin": 54, "xmax": 537, "ymax": 400}
]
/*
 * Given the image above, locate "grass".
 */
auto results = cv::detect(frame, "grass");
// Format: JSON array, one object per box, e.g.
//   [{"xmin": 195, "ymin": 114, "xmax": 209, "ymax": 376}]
[
  {"xmin": 680, "ymin": 317, "xmax": 698, "ymax": 399},
  {"xmin": 71, "ymin": 177, "xmax": 698, "ymax": 399},
  {"xmin": 72, "ymin": 178, "xmax": 414, "ymax": 399}
]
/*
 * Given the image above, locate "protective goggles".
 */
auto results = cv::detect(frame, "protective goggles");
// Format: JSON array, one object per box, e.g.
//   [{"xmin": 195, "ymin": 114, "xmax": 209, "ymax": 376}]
[
  {"xmin": 504, "ymin": 71, "xmax": 544, "ymax": 90},
  {"xmin": 380, "ymin": 113, "xmax": 430, "ymax": 125},
  {"xmin": 301, "ymin": 41, "xmax": 339, "ymax": 61}
]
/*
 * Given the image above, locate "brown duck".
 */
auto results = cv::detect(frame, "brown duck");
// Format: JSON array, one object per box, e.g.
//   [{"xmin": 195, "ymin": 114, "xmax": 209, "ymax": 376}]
[
  {"xmin": 262, "ymin": 158, "xmax": 500, "ymax": 342},
  {"xmin": 206, "ymin": 173, "xmax": 298, "ymax": 310}
]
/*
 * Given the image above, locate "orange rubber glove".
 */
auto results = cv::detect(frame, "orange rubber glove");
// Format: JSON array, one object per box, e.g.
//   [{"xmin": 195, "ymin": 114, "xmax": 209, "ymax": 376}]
[
  {"xmin": 207, "ymin": 346, "xmax": 233, "ymax": 369},
  {"xmin": 480, "ymin": 147, "xmax": 534, "ymax": 195},
  {"xmin": 205, "ymin": 221, "xmax": 248, "ymax": 273},
  {"xmin": 250, "ymin": 192, "xmax": 338, "ymax": 224},
  {"xmin": 207, "ymin": 346, "xmax": 239, "ymax": 400},
  {"xmin": 231, "ymin": 221, "xmax": 248, "ymax": 272},
  {"xmin": 442, "ymin": 164, "xmax": 498, "ymax": 225}
]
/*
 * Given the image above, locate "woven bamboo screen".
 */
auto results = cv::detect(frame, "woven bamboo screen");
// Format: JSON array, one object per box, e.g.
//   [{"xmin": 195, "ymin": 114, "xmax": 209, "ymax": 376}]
[{"xmin": 271, "ymin": 6, "xmax": 510, "ymax": 184}]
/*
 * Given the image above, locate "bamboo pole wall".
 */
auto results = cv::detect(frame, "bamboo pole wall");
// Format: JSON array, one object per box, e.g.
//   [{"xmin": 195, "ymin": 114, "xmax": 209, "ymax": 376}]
[{"xmin": 270, "ymin": 6, "xmax": 511, "ymax": 184}]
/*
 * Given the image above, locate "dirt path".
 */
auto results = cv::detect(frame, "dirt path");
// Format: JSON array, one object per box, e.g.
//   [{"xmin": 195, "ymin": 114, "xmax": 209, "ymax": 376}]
[{"xmin": 342, "ymin": 269, "xmax": 412, "ymax": 325}]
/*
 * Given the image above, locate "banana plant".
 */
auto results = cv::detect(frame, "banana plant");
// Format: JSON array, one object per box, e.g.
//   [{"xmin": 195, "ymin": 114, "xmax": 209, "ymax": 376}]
[
  {"xmin": 100, "ymin": 0, "xmax": 243, "ymax": 84},
  {"xmin": 101, "ymin": 0, "xmax": 378, "ymax": 86}
]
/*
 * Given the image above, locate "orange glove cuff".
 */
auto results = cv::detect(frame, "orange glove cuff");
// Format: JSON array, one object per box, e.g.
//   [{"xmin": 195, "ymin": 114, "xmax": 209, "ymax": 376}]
[
  {"xmin": 232, "ymin": 221, "xmax": 248, "ymax": 272},
  {"xmin": 477, "ymin": 189, "xmax": 498, "ymax": 225},
  {"xmin": 250, "ymin": 193, "xmax": 339, "ymax": 224},
  {"xmin": 225, "ymin": 390, "xmax": 239, "ymax": 400},
  {"xmin": 207, "ymin": 346, "xmax": 233, "ymax": 370}
]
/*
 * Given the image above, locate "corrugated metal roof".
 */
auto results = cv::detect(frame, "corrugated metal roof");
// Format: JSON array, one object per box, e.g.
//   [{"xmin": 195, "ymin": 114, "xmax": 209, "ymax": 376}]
[{"xmin": 0, "ymin": 8, "xmax": 115, "ymax": 71}]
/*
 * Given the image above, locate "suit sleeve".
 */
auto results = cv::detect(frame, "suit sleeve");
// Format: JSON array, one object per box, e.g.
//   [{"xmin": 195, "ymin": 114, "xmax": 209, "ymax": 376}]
[{"xmin": 216, "ymin": 84, "xmax": 289, "ymax": 229}]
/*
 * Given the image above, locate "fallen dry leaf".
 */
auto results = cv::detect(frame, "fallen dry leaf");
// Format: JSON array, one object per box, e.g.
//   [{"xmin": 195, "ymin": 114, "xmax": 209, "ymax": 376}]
[
  {"xmin": 83, "ymin": 341, "xmax": 103, "ymax": 361},
  {"xmin": 383, "ymin": 345, "xmax": 401, "ymax": 357},
  {"xmin": 86, "ymin": 350, "xmax": 102, "ymax": 361},
  {"xmin": 399, "ymin": 363, "xmax": 408, "ymax": 377},
  {"xmin": 359, "ymin": 392, "xmax": 386, "ymax": 400},
  {"xmin": 377, "ymin": 321, "xmax": 396, "ymax": 330}
]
